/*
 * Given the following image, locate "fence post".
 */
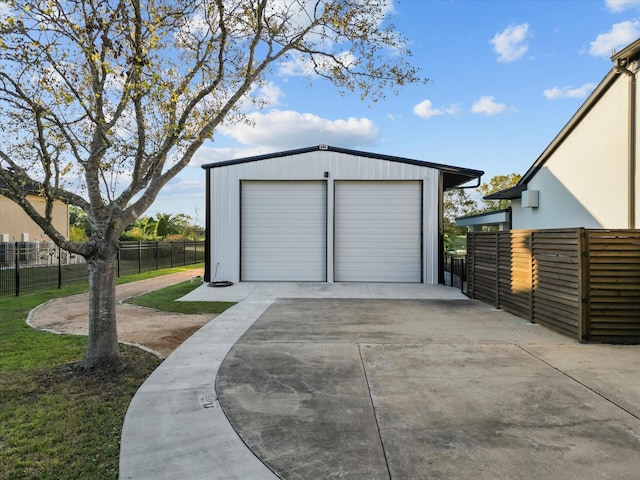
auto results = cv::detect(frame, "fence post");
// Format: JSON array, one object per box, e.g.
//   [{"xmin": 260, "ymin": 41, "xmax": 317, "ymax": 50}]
[
  {"xmin": 528, "ymin": 231, "xmax": 534, "ymax": 323},
  {"xmin": 183, "ymin": 240, "xmax": 186, "ymax": 266},
  {"xmin": 58, "ymin": 248, "xmax": 62, "ymax": 289},
  {"xmin": 155, "ymin": 241, "xmax": 159, "ymax": 271},
  {"xmin": 467, "ymin": 233, "xmax": 474, "ymax": 299},
  {"xmin": 495, "ymin": 233, "xmax": 500, "ymax": 308},
  {"xmin": 117, "ymin": 244, "xmax": 121, "ymax": 278},
  {"xmin": 170, "ymin": 241, "xmax": 174, "ymax": 268},
  {"xmin": 14, "ymin": 242, "xmax": 19, "ymax": 297},
  {"xmin": 577, "ymin": 228, "xmax": 589, "ymax": 343},
  {"xmin": 138, "ymin": 241, "xmax": 142, "ymax": 274}
]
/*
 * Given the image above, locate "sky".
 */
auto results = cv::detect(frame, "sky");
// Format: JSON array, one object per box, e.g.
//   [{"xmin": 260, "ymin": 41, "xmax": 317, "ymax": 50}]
[{"xmin": 147, "ymin": 0, "xmax": 640, "ymax": 223}]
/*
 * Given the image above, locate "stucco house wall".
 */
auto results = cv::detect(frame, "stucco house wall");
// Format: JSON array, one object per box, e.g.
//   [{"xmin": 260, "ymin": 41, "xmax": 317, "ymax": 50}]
[
  {"xmin": 485, "ymin": 38, "xmax": 640, "ymax": 231},
  {"xmin": 0, "ymin": 194, "xmax": 69, "ymax": 242},
  {"xmin": 512, "ymin": 78, "xmax": 629, "ymax": 229}
]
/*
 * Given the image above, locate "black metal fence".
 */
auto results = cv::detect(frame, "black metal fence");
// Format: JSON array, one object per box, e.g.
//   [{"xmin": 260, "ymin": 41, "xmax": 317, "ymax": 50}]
[
  {"xmin": 0, "ymin": 240, "xmax": 205, "ymax": 297},
  {"xmin": 444, "ymin": 255, "xmax": 466, "ymax": 292}
]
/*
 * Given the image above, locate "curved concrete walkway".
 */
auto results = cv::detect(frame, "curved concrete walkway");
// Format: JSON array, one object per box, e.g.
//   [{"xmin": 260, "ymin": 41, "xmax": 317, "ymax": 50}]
[{"xmin": 119, "ymin": 283, "xmax": 640, "ymax": 479}]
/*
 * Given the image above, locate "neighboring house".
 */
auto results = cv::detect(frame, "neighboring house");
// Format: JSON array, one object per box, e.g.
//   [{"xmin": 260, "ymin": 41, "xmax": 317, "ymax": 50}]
[
  {"xmin": 455, "ymin": 208, "xmax": 511, "ymax": 232},
  {"xmin": 0, "ymin": 186, "xmax": 69, "ymax": 243},
  {"xmin": 469, "ymin": 38, "xmax": 640, "ymax": 230},
  {"xmin": 202, "ymin": 145, "xmax": 483, "ymax": 284}
]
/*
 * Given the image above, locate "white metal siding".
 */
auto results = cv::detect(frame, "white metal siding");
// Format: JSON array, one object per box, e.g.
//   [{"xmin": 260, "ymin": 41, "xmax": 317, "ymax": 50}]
[
  {"xmin": 207, "ymin": 150, "xmax": 441, "ymax": 284},
  {"xmin": 334, "ymin": 181, "xmax": 422, "ymax": 282},
  {"xmin": 241, "ymin": 181, "xmax": 326, "ymax": 281}
]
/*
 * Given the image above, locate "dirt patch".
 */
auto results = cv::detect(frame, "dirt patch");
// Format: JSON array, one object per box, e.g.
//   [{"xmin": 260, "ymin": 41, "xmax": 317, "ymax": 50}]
[
  {"xmin": 27, "ymin": 269, "xmax": 213, "ymax": 358},
  {"xmin": 127, "ymin": 322, "xmax": 208, "ymax": 357}
]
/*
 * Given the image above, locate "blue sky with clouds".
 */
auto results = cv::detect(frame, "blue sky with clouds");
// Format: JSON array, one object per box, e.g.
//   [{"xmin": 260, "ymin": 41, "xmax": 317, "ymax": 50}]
[{"xmin": 150, "ymin": 0, "xmax": 640, "ymax": 222}]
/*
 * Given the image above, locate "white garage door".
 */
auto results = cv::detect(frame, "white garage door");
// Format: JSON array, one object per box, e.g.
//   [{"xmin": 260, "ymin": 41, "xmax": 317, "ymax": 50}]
[
  {"xmin": 241, "ymin": 181, "xmax": 327, "ymax": 281},
  {"xmin": 335, "ymin": 181, "xmax": 422, "ymax": 282}
]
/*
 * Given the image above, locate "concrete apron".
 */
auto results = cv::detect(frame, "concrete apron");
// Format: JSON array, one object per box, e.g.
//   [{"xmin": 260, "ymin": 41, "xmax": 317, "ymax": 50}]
[{"xmin": 217, "ymin": 298, "xmax": 640, "ymax": 480}]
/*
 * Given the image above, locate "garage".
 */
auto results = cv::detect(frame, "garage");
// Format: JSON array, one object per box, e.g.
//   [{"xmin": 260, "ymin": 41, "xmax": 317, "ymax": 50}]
[
  {"xmin": 241, "ymin": 181, "xmax": 327, "ymax": 281},
  {"xmin": 334, "ymin": 181, "xmax": 422, "ymax": 282},
  {"xmin": 203, "ymin": 145, "xmax": 483, "ymax": 285}
]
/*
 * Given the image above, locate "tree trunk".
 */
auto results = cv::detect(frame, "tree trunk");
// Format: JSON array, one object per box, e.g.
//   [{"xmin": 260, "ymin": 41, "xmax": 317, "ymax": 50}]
[{"xmin": 81, "ymin": 244, "xmax": 121, "ymax": 370}]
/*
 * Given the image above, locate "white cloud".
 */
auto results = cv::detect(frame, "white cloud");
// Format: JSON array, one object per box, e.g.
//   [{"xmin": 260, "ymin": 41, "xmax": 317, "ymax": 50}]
[
  {"xmin": 605, "ymin": 0, "xmax": 640, "ymax": 12},
  {"xmin": 543, "ymin": 83, "xmax": 597, "ymax": 100},
  {"xmin": 257, "ymin": 82, "xmax": 283, "ymax": 105},
  {"xmin": 279, "ymin": 51, "xmax": 358, "ymax": 77},
  {"xmin": 146, "ymin": 177, "xmax": 206, "ymax": 221},
  {"xmin": 237, "ymin": 81, "xmax": 284, "ymax": 111},
  {"xmin": 0, "ymin": 2, "xmax": 12, "ymax": 18},
  {"xmin": 174, "ymin": 14, "xmax": 216, "ymax": 49},
  {"xmin": 217, "ymin": 109, "xmax": 379, "ymax": 149},
  {"xmin": 279, "ymin": 53, "xmax": 317, "ymax": 77},
  {"xmin": 444, "ymin": 104, "xmax": 462, "ymax": 116},
  {"xmin": 189, "ymin": 145, "xmax": 274, "ymax": 167},
  {"xmin": 413, "ymin": 100, "xmax": 443, "ymax": 119},
  {"xmin": 471, "ymin": 96, "xmax": 506, "ymax": 115},
  {"xmin": 412, "ymin": 99, "xmax": 460, "ymax": 119},
  {"xmin": 490, "ymin": 23, "xmax": 531, "ymax": 63},
  {"xmin": 590, "ymin": 21, "xmax": 640, "ymax": 56}
]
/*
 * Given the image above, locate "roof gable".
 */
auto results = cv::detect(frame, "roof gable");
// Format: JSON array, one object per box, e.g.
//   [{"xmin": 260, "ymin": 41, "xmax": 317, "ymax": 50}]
[
  {"xmin": 201, "ymin": 145, "xmax": 483, "ymax": 189},
  {"xmin": 487, "ymin": 37, "xmax": 640, "ymax": 201},
  {"xmin": 0, "ymin": 171, "xmax": 43, "ymax": 196}
]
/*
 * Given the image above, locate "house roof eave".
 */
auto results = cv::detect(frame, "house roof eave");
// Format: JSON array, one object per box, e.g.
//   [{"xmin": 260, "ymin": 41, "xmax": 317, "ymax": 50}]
[
  {"xmin": 484, "ymin": 184, "xmax": 527, "ymax": 200},
  {"xmin": 455, "ymin": 208, "xmax": 511, "ymax": 227},
  {"xmin": 611, "ymin": 37, "xmax": 640, "ymax": 64}
]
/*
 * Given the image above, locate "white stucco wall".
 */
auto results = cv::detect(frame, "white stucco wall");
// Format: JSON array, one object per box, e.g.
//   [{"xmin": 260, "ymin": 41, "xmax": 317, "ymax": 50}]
[
  {"xmin": 207, "ymin": 149, "xmax": 441, "ymax": 284},
  {"xmin": 512, "ymin": 76, "xmax": 631, "ymax": 229}
]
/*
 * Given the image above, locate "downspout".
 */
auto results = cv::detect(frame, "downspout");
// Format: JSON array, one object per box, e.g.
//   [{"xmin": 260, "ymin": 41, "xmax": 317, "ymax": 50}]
[
  {"xmin": 614, "ymin": 58, "xmax": 636, "ymax": 229},
  {"xmin": 440, "ymin": 174, "xmax": 482, "ymax": 284}
]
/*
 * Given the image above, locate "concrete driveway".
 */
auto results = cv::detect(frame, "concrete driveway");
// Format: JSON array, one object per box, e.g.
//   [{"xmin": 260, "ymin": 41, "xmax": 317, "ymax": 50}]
[{"xmin": 120, "ymin": 284, "xmax": 640, "ymax": 480}]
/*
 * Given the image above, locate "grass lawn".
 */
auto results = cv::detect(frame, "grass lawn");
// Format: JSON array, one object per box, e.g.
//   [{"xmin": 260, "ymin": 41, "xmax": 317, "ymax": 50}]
[
  {"xmin": 124, "ymin": 280, "xmax": 235, "ymax": 314},
  {"xmin": 0, "ymin": 265, "xmax": 229, "ymax": 480}
]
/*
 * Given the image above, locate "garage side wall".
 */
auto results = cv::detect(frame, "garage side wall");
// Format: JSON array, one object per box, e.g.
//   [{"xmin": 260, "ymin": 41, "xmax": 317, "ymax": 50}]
[{"xmin": 206, "ymin": 150, "xmax": 441, "ymax": 284}]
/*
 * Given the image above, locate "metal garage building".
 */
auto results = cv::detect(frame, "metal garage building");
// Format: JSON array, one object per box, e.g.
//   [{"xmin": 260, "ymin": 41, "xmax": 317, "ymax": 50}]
[{"xmin": 202, "ymin": 145, "xmax": 482, "ymax": 284}]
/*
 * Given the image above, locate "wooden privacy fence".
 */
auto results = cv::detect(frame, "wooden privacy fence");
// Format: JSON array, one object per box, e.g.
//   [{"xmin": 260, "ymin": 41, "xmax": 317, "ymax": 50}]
[{"xmin": 466, "ymin": 229, "xmax": 640, "ymax": 343}]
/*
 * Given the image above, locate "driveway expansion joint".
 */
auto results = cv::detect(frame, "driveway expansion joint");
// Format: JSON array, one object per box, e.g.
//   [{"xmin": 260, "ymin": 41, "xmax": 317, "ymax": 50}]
[
  {"xmin": 358, "ymin": 343, "xmax": 393, "ymax": 480},
  {"xmin": 516, "ymin": 344, "xmax": 640, "ymax": 421}
]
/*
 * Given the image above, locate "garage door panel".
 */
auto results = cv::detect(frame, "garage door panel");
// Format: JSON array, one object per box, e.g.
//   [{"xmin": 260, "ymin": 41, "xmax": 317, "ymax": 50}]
[
  {"xmin": 337, "ymin": 266, "xmax": 419, "ymax": 282},
  {"xmin": 335, "ymin": 181, "xmax": 421, "ymax": 283},
  {"xmin": 242, "ymin": 261, "xmax": 325, "ymax": 274},
  {"xmin": 241, "ymin": 181, "xmax": 326, "ymax": 281}
]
